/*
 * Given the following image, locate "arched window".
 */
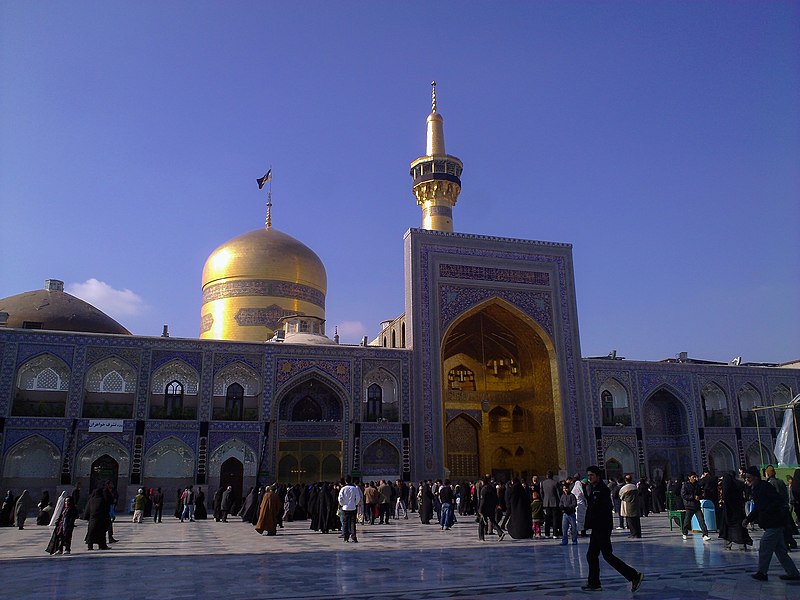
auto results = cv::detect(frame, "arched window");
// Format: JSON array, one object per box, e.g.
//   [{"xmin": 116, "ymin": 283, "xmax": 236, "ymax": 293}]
[
  {"xmin": 701, "ymin": 382, "xmax": 730, "ymax": 427},
  {"xmin": 601, "ymin": 390, "xmax": 614, "ymax": 426},
  {"xmin": 448, "ymin": 365, "xmax": 475, "ymax": 391},
  {"xmin": 512, "ymin": 406, "xmax": 526, "ymax": 433},
  {"xmin": 599, "ymin": 379, "xmax": 630, "ymax": 426},
  {"xmin": 401, "ymin": 322, "xmax": 406, "ymax": 347},
  {"xmin": 382, "ymin": 337, "xmax": 387, "ymax": 347},
  {"xmin": 488, "ymin": 407, "xmax": 511, "ymax": 434},
  {"xmin": 17, "ymin": 355, "xmax": 70, "ymax": 391},
  {"xmin": 225, "ymin": 383, "xmax": 244, "ymax": 420},
  {"xmin": 772, "ymin": 385, "xmax": 792, "ymax": 407},
  {"xmin": 292, "ymin": 396, "xmax": 323, "ymax": 421},
  {"xmin": 367, "ymin": 383, "xmax": 382, "ymax": 421},
  {"xmin": 738, "ymin": 384, "xmax": 764, "ymax": 427},
  {"xmin": 391, "ymin": 330, "xmax": 396, "ymax": 348},
  {"xmin": 165, "ymin": 380, "xmax": 184, "ymax": 417}
]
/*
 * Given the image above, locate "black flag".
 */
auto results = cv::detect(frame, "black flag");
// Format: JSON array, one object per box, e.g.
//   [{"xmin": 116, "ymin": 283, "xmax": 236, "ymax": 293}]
[{"xmin": 257, "ymin": 169, "xmax": 272, "ymax": 189}]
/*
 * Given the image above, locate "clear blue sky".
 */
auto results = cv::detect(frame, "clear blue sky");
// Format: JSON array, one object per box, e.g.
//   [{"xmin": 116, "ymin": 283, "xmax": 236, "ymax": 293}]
[{"xmin": 1, "ymin": 1, "xmax": 798, "ymax": 362}]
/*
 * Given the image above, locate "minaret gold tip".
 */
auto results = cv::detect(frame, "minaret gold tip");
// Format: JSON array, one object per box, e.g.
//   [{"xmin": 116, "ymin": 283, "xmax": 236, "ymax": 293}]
[{"xmin": 431, "ymin": 81, "xmax": 437, "ymax": 113}]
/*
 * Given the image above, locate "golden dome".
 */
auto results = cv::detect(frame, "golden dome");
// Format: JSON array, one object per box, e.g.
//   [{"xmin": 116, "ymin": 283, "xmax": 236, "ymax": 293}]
[{"xmin": 200, "ymin": 228, "xmax": 327, "ymax": 342}]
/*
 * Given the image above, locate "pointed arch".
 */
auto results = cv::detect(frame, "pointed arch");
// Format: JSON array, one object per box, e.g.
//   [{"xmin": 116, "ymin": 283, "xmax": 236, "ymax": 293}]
[
  {"xmin": 771, "ymin": 384, "xmax": 793, "ymax": 407},
  {"xmin": 2, "ymin": 434, "xmax": 61, "ymax": 478},
  {"xmin": 701, "ymin": 381, "xmax": 730, "ymax": 427},
  {"xmin": 599, "ymin": 377, "xmax": 631, "ymax": 426},
  {"xmin": 745, "ymin": 441, "xmax": 775, "ymax": 469},
  {"xmin": 361, "ymin": 439, "xmax": 400, "ymax": 477},
  {"xmin": 149, "ymin": 359, "xmax": 199, "ymax": 420},
  {"xmin": 604, "ymin": 440, "xmax": 636, "ymax": 478},
  {"xmin": 12, "ymin": 353, "xmax": 70, "ymax": 417},
  {"xmin": 150, "ymin": 359, "xmax": 199, "ymax": 394},
  {"xmin": 707, "ymin": 442, "xmax": 736, "ymax": 474},
  {"xmin": 737, "ymin": 383, "xmax": 764, "ymax": 427},
  {"xmin": 642, "ymin": 386, "xmax": 695, "ymax": 478},
  {"xmin": 275, "ymin": 370, "xmax": 346, "ymax": 422},
  {"xmin": 208, "ymin": 437, "xmax": 258, "ymax": 477},
  {"xmin": 363, "ymin": 366, "xmax": 399, "ymax": 422},
  {"xmin": 488, "ymin": 406, "xmax": 511, "ymax": 434},
  {"xmin": 85, "ymin": 356, "xmax": 137, "ymax": 393},
  {"xmin": 144, "ymin": 436, "xmax": 195, "ymax": 478},
  {"xmin": 440, "ymin": 295, "xmax": 564, "ymax": 476},
  {"xmin": 76, "ymin": 435, "xmax": 130, "ymax": 478},
  {"xmin": 16, "ymin": 353, "xmax": 70, "ymax": 391},
  {"xmin": 212, "ymin": 361, "xmax": 260, "ymax": 397}
]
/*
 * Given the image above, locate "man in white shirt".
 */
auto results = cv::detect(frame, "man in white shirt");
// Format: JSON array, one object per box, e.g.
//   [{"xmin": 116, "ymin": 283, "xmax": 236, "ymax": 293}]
[{"xmin": 338, "ymin": 475, "xmax": 364, "ymax": 543}]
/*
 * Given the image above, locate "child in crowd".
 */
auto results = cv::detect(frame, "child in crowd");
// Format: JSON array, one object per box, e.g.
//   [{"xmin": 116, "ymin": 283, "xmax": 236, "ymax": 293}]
[{"xmin": 531, "ymin": 490, "xmax": 544, "ymax": 538}]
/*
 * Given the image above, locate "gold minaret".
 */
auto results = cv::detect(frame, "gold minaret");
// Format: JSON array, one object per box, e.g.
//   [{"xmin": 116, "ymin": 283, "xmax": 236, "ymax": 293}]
[{"xmin": 410, "ymin": 81, "xmax": 463, "ymax": 232}]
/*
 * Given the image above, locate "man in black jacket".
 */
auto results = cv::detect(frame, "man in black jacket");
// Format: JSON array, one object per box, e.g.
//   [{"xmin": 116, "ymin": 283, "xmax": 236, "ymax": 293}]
[
  {"xmin": 681, "ymin": 472, "xmax": 710, "ymax": 541},
  {"xmin": 743, "ymin": 466, "xmax": 800, "ymax": 582},
  {"xmin": 581, "ymin": 466, "xmax": 644, "ymax": 593}
]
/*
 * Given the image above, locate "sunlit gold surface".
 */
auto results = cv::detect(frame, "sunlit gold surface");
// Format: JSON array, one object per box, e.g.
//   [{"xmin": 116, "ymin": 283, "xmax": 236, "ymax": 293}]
[
  {"xmin": 200, "ymin": 227, "xmax": 327, "ymax": 341},
  {"xmin": 426, "ymin": 112, "xmax": 445, "ymax": 156},
  {"xmin": 202, "ymin": 228, "xmax": 326, "ymax": 290},
  {"xmin": 441, "ymin": 301, "xmax": 565, "ymax": 479},
  {"xmin": 410, "ymin": 83, "xmax": 463, "ymax": 232}
]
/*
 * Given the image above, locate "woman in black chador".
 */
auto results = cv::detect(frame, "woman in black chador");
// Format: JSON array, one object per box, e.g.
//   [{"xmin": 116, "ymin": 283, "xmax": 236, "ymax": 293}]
[
  {"xmin": 46, "ymin": 496, "xmax": 78, "ymax": 555},
  {"xmin": 507, "ymin": 478, "xmax": 533, "ymax": 539},
  {"xmin": 239, "ymin": 487, "xmax": 257, "ymax": 523},
  {"xmin": 419, "ymin": 482, "xmax": 434, "ymax": 524},
  {"xmin": 0, "ymin": 491, "xmax": 15, "ymax": 526},
  {"xmin": 36, "ymin": 490, "xmax": 52, "ymax": 525},
  {"xmin": 317, "ymin": 483, "xmax": 334, "ymax": 534},
  {"xmin": 194, "ymin": 487, "xmax": 207, "ymax": 520},
  {"xmin": 83, "ymin": 488, "xmax": 110, "ymax": 550},
  {"xmin": 718, "ymin": 473, "xmax": 753, "ymax": 550},
  {"xmin": 174, "ymin": 489, "xmax": 182, "ymax": 519},
  {"xmin": 308, "ymin": 484, "xmax": 320, "ymax": 530}
]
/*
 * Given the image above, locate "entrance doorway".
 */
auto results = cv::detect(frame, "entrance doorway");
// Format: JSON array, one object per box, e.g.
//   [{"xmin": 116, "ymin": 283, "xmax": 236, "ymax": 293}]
[
  {"xmin": 90, "ymin": 454, "xmax": 119, "ymax": 493},
  {"xmin": 219, "ymin": 457, "xmax": 244, "ymax": 508},
  {"xmin": 441, "ymin": 301, "xmax": 562, "ymax": 477}
]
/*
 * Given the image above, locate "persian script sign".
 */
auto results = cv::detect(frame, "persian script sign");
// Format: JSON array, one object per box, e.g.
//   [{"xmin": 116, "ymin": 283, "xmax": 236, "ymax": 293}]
[{"xmin": 88, "ymin": 419, "xmax": 124, "ymax": 433}]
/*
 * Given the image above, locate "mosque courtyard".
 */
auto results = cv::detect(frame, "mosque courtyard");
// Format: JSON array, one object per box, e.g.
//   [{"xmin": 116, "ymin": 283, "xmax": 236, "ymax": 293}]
[{"xmin": 0, "ymin": 513, "xmax": 797, "ymax": 600}]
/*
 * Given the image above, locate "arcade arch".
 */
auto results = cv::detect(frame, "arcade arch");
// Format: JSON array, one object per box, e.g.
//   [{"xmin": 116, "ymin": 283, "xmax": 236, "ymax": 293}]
[
  {"xmin": 441, "ymin": 300, "xmax": 563, "ymax": 480},
  {"xmin": 642, "ymin": 387, "xmax": 694, "ymax": 479},
  {"xmin": 12, "ymin": 354, "xmax": 69, "ymax": 417}
]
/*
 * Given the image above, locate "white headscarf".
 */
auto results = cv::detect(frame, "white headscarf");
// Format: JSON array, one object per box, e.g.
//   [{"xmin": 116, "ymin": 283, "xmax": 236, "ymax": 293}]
[
  {"xmin": 571, "ymin": 480, "xmax": 586, "ymax": 505},
  {"xmin": 48, "ymin": 491, "xmax": 68, "ymax": 527}
]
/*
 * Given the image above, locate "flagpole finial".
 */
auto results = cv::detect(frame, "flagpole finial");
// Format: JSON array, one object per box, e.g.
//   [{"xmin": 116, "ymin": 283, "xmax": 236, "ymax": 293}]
[
  {"xmin": 266, "ymin": 191, "xmax": 272, "ymax": 230},
  {"xmin": 431, "ymin": 81, "xmax": 437, "ymax": 113}
]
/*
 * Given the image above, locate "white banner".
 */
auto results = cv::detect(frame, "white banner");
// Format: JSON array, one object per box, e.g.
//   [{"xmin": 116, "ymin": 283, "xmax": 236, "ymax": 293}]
[
  {"xmin": 774, "ymin": 394, "xmax": 800, "ymax": 466},
  {"xmin": 88, "ymin": 419, "xmax": 124, "ymax": 433}
]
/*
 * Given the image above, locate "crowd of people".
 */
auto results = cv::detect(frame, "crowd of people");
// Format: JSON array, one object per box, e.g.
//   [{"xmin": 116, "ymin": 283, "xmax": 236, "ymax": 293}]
[{"xmin": 3, "ymin": 464, "xmax": 800, "ymax": 587}]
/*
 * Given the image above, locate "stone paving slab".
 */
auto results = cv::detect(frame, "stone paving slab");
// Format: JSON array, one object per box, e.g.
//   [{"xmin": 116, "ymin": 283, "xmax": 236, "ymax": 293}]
[{"xmin": 0, "ymin": 514, "xmax": 798, "ymax": 599}]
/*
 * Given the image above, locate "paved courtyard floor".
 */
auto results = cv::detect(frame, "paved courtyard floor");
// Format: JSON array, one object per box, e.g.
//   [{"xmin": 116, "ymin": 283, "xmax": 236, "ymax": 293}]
[{"xmin": 0, "ymin": 513, "xmax": 798, "ymax": 599}]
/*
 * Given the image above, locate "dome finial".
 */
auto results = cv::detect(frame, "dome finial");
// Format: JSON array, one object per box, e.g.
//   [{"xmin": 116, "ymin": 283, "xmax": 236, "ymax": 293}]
[{"xmin": 431, "ymin": 80, "xmax": 437, "ymax": 113}]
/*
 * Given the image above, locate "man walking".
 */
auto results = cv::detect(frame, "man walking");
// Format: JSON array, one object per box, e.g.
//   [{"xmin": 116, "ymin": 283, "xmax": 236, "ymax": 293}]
[
  {"xmin": 582, "ymin": 466, "xmax": 644, "ymax": 593},
  {"xmin": 681, "ymin": 472, "xmax": 710, "ymax": 541},
  {"xmin": 152, "ymin": 487, "xmax": 164, "ymax": 523},
  {"xmin": 180, "ymin": 486, "xmax": 195, "ymax": 522},
  {"xmin": 743, "ymin": 466, "xmax": 800, "ymax": 582},
  {"xmin": 364, "ymin": 482, "xmax": 379, "ymax": 525},
  {"xmin": 439, "ymin": 479, "xmax": 455, "ymax": 530},
  {"xmin": 619, "ymin": 474, "xmax": 641, "ymax": 538},
  {"xmin": 378, "ymin": 479, "xmax": 393, "ymax": 524},
  {"xmin": 540, "ymin": 471, "xmax": 560, "ymax": 538},
  {"xmin": 220, "ymin": 486, "xmax": 234, "ymax": 522},
  {"xmin": 338, "ymin": 476, "xmax": 363, "ymax": 543}
]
